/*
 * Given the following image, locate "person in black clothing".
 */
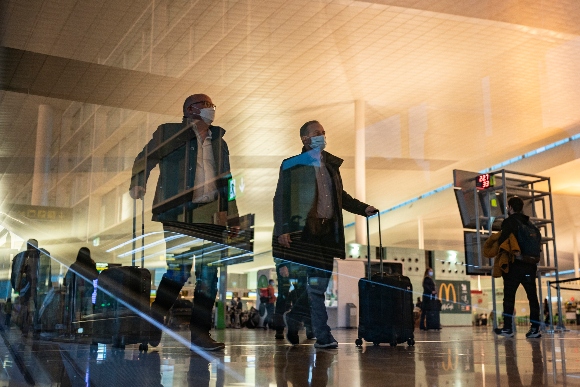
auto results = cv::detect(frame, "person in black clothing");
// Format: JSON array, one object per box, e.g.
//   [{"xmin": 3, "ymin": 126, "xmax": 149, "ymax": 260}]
[
  {"xmin": 65, "ymin": 247, "xmax": 99, "ymax": 320},
  {"xmin": 493, "ymin": 196, "xmax": 542, "ymax": 339},
  {"xmin": 420, "ymin": 267, "xmax": 436, "ymax": 331}
]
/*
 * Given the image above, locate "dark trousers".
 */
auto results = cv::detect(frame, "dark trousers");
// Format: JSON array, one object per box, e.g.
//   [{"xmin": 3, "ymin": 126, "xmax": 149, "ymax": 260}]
[
  {"xmin": 501, "ymin": 260, "xmax": 541, "ymax": 329},
  {"xmin": 152, "ymin": 227, "xmax": 219, "ymax": 339},
  {"xmin": 274, "ymin": 262, "xmax": 311, "ymax": 329},
  {"xmin": 4, "ymin": 314, "xmax": 11, "ymax": 327}
]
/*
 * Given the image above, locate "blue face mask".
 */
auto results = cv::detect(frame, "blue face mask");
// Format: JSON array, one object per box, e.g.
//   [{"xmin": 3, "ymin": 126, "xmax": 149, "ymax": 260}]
[{"xmin": 309, "ymin": 135, "xmax": 326, "ymax": 150}]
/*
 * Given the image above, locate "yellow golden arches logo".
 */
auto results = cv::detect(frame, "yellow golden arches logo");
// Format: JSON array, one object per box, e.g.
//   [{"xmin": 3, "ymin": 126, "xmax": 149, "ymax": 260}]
[
  {"xmin": 442, "ymin": 348, "xmax": 458, "ymax": 371},
  {"xmin": 439, "ymin": 283, "xmax": 457, "ymax": 303}
]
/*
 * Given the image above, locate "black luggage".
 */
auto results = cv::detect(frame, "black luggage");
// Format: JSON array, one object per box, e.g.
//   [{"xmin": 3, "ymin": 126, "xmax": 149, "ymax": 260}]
[
  {"xmin": 81, "ymin": 199, "xmax": 150, "ymax": 351},
  {"xmin": 424, "ymin": 297, "xmax": 441, "ymax": 330},
  {"xmin": 355, "ymin": 212, "xmax": 415, "ymax": 347},
  {"xmin": 168, "ymin": 299, "xmax": 192, "ymax": 329}
]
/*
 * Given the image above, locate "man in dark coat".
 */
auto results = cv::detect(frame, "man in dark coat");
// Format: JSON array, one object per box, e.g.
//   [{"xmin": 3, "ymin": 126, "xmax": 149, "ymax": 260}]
[
  {"xmin": 130, "ymin": 94, "xmax": 238, "ymax": 351},
  {"xmin": 273, "ymin": 120, "xmax": 377, "ymax": 348},
  {"xmin": 494, "ymin": 196, "xmax": 541, "ymax": 339}
]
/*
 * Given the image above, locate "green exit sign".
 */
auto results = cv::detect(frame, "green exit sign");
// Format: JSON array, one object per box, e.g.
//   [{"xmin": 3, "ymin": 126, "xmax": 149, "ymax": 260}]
[{"xmin": 228, "ymin": 178, "xmax": 236, "ymax": 201}]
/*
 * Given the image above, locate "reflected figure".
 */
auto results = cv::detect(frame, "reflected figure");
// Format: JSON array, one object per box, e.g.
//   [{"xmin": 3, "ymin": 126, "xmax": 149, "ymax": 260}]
[
  {"xmin": 4, "ymin": 298, "xmax": 12, "ymax": 328},
  {"xmin": 272, "ymin": 261, "xmax": 314, "ymax": 340},
  {"xmin": 10, "ymin": 239, "xmax": 51, "ymax": 336},
  {"xmin": 188, "ymin": 353, "xmax": 224, "ymax": 387},
  {"xmin": 64, "ymin": 247, "xmax": 98, "ymax": 324},
  {"xmin": 274, "ymin": 346, "xmax": 335, "ymax": 387},
  {"xmin": 88, "ymin": 350, "xmax": 162, "ymax": 387},
  {"xmin": 129, "ymin": 94, "xmax": 239, "ymax": 351},
  {"xmin": 272, "ymin": 120, "xmax": 376, "ymax": 348},
  {"xmin": 504, "ymin": 339, "xmax": 544, "ymax": 386}
]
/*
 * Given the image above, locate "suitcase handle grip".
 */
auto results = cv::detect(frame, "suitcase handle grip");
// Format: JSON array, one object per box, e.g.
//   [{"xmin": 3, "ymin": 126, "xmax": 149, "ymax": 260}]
[
  {"xmin": 132, "ymin": 198, "xmax": 146, "ymax": 269},
  {"xmin": 366, "ymin": 211, "xmax": 383, "ymax": 280}
]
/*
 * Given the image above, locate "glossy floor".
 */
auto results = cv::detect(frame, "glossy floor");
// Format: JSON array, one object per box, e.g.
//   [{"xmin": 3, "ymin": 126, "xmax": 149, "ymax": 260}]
[{"xmin": 0, "ymin": 325, "xmax": 579, "ymax": 386}]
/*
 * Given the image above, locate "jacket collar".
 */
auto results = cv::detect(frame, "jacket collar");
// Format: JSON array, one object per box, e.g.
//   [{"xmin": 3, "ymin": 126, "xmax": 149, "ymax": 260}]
[
  {"xmin": 300, "ymin": 147, "xmax": 343, "ymax": 168},
  {"xmin": 181, "ymin": 117, "xmax": 225, "ymax": 139}
]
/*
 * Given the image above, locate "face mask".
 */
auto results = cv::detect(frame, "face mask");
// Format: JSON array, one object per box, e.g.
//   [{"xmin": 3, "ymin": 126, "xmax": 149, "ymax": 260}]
[
  {"xmin": 428, "ymin": 271, "xmax": 433, "ymax": 276},
  {"xmin": 199, "ymin": 107, "xmax": 215, "ymax": 124},
  {"xmin": 309, "ymin": 135, "xmax": 326, "ymax": 150}
]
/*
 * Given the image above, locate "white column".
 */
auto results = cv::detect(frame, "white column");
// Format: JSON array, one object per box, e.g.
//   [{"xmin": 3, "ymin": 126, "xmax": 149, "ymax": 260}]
[
  {"xmin": 418, "ymin": 216, "xmax": 424, "ymax": 250},
  {"xmin": 354, "ymin": 100, "xmax": 366, "ymax": 245},
  {"xmin": 574, "ymin": 227, "xmax": 579, "ymax": 278},
  {"xmin": 32, "ymin": 104, "xmax": 54, "ymax": 206}
]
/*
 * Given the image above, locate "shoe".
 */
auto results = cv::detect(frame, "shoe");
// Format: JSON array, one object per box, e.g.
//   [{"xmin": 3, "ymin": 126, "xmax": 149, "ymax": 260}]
[
  {"xmin": 275, "ymin": 328, "xmax": 285, "ymax": 340},
  {"xmin": 148, "ymin": 306, "xmax": 165, "ymax": 347},
  {"xmin": 191, "ymin": 334, "xmax": 225, "ymax": 351},
  {"xmin": 283, "ymin": 312, "xmax": 299, "ymax": 345},
  {"xmin": 526, "ymin": 327, "xmax": 541, "ymax": 338},
  {"xmin": 305, "ymin": 325, "xmax": 315, "ymax": 340},
  {"xmin": 493, "ymin": 327, "xmax": 514, "ymax": 338},
  {"xmin": 314, "ymin": 335, "xmax": 338, "ymax": 349}
]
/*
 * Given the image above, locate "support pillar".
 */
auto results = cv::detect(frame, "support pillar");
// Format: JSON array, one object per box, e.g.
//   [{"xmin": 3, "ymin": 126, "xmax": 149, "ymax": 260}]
[
  {"xmin": 574, "ymin": 227, "xmax": 579, "ymax": 278},
  {"xmin": 354, "ymin": 99, "xmax": 366, "ymax": 245},
  {"xmin": 418, "ymin": 216, "xmax": 424, "ymax": 250},
  {"xmin": 32, "ymin": 105, "xmax": 54, "ymax": 206}
]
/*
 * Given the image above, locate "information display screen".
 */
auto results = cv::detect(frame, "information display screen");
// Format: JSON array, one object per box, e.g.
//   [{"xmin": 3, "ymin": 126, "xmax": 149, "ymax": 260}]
[{"xmin": 476, "ymin": 173, "xmax": 491, "ymax": 189}]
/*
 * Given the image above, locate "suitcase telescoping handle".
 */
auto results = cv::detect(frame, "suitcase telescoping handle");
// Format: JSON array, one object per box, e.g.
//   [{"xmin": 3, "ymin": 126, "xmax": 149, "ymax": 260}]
[
  {"xmin": 366, "ymin": 210, "xmax": 383, "ymax": 281},
  {"xmin": 132, "ymin": 198, "xmax": 146, "ymax": 269}
]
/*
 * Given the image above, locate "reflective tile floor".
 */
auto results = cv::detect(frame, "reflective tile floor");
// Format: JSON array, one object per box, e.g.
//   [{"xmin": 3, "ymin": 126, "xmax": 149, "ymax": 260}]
[{"xmin": 0, "ymin": 325, "xmax": 579, "ymax": 386}]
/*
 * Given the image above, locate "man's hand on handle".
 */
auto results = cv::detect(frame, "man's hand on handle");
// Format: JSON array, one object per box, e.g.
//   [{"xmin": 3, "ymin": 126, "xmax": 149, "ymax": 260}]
[
  {"xmin": 365, "ymin": 206, "xmax": 379, "ymax": 216},
  {"xmin": 130, "ymin": 186, "xmax": 146, "ymax": 200},
  {"xmin": 278, "ymin": 234, "xmax": 292, "ymax": 248}
]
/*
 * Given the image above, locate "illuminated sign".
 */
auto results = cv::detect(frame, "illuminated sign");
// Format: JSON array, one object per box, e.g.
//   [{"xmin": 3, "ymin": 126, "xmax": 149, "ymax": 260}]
[
  {"xmin": 8, "ymin": 204, "xmax": 73, "ymax": 221},
  {"xmin": 439, "ymin": 281, "xmax": 471, "ymax": 314},
  {"xmin": 476, "ymin": 173, "xmax": 493, "ymax": 189},
  {"xmin": 228, "ymin": 178, "xmax": 236, "ymax": 201}
]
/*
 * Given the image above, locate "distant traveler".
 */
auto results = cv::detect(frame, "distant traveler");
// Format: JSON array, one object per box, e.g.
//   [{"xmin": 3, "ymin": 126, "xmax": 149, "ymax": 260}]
[
  {"xmin": 272, "ymin": 120, "xmax": 376, "ymax": 348},
  {"xmin": 420, "ymin": 267, "xmax": 437, "ymax": 331},
  {"xmin": 493, "ymin": 196, "xmax": 542, "ymax": 339},
  {"xmin": 264, "ymin": 279, "xmax": 276, "ymax": 329}
]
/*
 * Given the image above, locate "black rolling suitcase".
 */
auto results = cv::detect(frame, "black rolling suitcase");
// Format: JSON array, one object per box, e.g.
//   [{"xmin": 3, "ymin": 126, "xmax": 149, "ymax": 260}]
[
  {"xmin": 425, "ymin": 297, "xmax": 441, "ymax": 330},
  {"xmin": 82, "ymin": 199, "xmax": 150, "ymax": 352},
  {"xmin": 355, "ymin": 212, "xmax": 415, "ymax": 347}
]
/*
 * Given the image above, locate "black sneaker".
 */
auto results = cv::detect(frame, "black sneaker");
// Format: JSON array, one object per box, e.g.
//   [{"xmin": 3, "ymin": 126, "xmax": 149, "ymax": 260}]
[
  {"xmin": 314, "ymin": 335, "xmax": 338, "ymax": 349},
  {"xmin": 191, "ymin": 334, "xmax": 225, "ymax": 351},
  {"xmin": 525, "ymin": 327, "xmax": 541, "ymax": 338},
  {"xmin": 283, "ymin": 312, "xmax": 299, "ymax": 345},
  {"xmin": 493, "ymin": 327, "xmax": 514, "ymax": 338},
  {"xmin": 275, "ymin": 328, "xmax": 285, "ymax": 340}
]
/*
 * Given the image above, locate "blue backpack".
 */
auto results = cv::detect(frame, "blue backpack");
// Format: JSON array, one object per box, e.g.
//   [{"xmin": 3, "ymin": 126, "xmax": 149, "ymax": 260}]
[{"xmin": 516, "ymin": 219, "xmax": 542, "ymax": 258}]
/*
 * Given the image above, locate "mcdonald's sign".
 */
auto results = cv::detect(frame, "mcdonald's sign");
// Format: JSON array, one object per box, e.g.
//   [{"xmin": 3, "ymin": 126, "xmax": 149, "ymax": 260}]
[{"xmin": 438, "ymin": 280, "xmax": 471, "ymax": 314}]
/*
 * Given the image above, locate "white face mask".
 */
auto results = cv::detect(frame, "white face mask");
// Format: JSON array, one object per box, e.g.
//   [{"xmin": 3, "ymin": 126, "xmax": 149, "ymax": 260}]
[
  {"xmin": 199, "ymin": 107, "xmax": 215, "ymax": 124},
  {"xmin": 309, "ymin": 135, "xmax": 326, "ymax": 150},
  {"xmin": 428, "ymin": 271, "xmax": 433, "ymax": 276}
]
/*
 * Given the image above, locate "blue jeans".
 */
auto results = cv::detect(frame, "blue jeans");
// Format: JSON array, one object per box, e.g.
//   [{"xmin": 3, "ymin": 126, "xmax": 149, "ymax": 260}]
[{"xmin": 306, "ymin": 268, "xmax": 332, "ymax": 341}]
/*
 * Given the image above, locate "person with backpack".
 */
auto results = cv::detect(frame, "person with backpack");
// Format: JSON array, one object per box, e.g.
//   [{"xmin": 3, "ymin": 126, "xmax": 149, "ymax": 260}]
[{"xmin": 494, "ymin": 196, "xmax": 542, "ymax": 339}]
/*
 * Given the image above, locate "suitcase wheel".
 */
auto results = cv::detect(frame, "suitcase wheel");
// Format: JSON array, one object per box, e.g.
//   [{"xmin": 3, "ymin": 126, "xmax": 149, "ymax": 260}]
[
  {"xmin": 355, "ymin": 338, "xmax": 363, "ymax": 347},
  {"xmin": 407, "ymin": 338, "xmax": 415, "ymax": 347},
  {"xmin": 139, "ymin": 343, "xmax": 149, "ymax": 352}
]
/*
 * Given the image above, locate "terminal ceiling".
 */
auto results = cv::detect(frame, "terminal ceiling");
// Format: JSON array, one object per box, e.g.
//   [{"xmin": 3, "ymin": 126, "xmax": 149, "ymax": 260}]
[{"xmin": 1, "ymin": 0, "xmax": 580, "ymax": 272}]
